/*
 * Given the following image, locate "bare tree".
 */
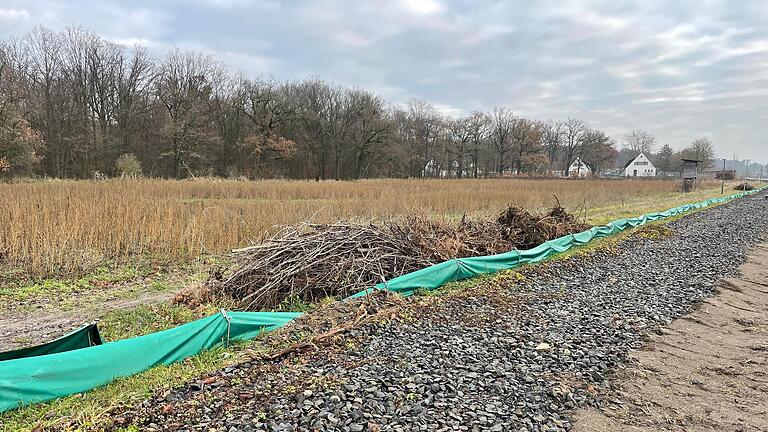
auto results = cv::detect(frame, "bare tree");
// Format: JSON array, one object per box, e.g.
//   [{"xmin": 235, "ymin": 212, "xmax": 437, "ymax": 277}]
[
  {"xmin": 684, "ymin": 137, "xmax": 716, "ymax": 171},
  {"xmin": 489, "ymin": 107, "xmax": 514, "ymax": 174},
  {"xmin": 446, "ymin": 116, "xmax": 473, "ymax": 178},
  {"xmin": 284, "ymin": 78, "xmax": 343, "ymax": 180},
  {"xmin": 623, "ymin": 129, "xmax": 656, "ymax": 154},
  {"xmin": 0, "ymin": 42, "xmax": 18, "ymax": 121},
  {"xmin": 405, "ymin": 99, "xmax": 440, "ymax": 178},
  {"xmin": 232, "ymin": 77, "xmax": 296, "ymax": 177},
  {"xmin": 562, "ymin": 117, "xmax": 587, "ymax": 175},
  {"xmin": 581, "ymin": 129, "xmax": 618, "ymax": 175},
  {"xmin": 465, "ymin": 111, "xmax": 489, "ymax": 178},
  {"xmin": 62, "ymin": 27, "xmax": 128, "ymax": 173},
  {"xmin": 345, "ymin": 88, "xmax": 390, "ymax": 179},
  {"xmin": 0, "ymin": 41, "xmax": 44, "ymax": 177},
  {"xmin": 541, "ymin": 120, "xmax": 563, "ymax": 170},
  {"xmin": 156, "ymin": 49, "xmax": 223, "ymax": 178},
  {"xmin": 510, "ymin": 118, "xmax": 543, "ymax": 173},
  {"xmin": 23, "ymin": 27, "xmax": 67, "ymax": 176},
  {"xmin": 114, "ymin": 45, "xmax": 155, "ymax": 162}
]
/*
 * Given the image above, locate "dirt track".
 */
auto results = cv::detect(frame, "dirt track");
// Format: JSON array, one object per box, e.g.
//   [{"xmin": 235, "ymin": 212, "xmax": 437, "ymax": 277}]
[
  {"xmin": 574, "ymin": 242, "xmax": 768, "ymax": 432},
  {"xmin": 0, "ymin": 290, "xmax": 172, "ymax": 351}
]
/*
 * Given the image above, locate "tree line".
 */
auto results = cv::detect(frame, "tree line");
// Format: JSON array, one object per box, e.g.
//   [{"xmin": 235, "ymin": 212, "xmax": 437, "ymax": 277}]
[{"xmin": 1, "ymin": 26, "xmax": 717, "ymax": 180}]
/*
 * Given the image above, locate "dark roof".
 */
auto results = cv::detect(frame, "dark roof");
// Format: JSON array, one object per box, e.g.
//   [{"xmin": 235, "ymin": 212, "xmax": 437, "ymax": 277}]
[
  {"xmin": 622, "ymin": 152, "xmax": 644, "ymax": 170},
  {"xmin": 570, "ymin": 157, "xmax": 593, "ymax": 171}
]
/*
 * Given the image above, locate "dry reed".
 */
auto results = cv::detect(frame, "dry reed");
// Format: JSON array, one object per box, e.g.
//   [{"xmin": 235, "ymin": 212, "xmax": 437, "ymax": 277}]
[{"xmin": 0, "ymin": 178, "xmax": 683, "ymax": 277}]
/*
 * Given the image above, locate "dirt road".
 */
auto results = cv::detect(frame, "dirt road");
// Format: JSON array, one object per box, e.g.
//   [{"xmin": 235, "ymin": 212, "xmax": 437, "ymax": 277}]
[{"xmin": 574, "ymin": 242, "xmax": 768, "ymax": 432}]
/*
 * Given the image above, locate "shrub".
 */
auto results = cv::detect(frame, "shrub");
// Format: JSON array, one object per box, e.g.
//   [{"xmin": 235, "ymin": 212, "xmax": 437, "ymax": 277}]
[{"xmin": 115, "ymin": 153, "xmax": 143, "ymax": 178}]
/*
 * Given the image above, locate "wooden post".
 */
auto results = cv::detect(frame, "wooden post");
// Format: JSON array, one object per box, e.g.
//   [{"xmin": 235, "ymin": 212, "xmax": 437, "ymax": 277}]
[{"xmin": 721, "ymin": 158, "xmax": 726, "ymax": 194}]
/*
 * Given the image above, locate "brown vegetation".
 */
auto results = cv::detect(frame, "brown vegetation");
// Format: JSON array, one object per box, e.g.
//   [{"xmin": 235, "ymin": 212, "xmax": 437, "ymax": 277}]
[
  {"xmin": 212, "ymin": 222, "xmax": 431, "ymax": 310},
  {"xmin": 196, "ymin": 203, "xmax": 586, "ymax": 310},
  {"xmin": 734, "ymin": 182, "xmax": 755, "ymax": 191},
  {"xmin": 0, "ymin": 178, "xmax": 686, "ymax": 277}
]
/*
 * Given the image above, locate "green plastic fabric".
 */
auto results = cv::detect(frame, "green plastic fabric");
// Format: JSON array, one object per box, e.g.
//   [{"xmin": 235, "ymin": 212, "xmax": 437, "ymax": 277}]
[
  {"xmin": 0, "ymin": 311, "xmax": 301, "ymax": 413},
  {"xmin": 350, "ymin": 188, "xmax": 766, "ymax": 298},
  {"xmin": 0, "ymin": 324, "xmax": 102, "ymax": 362}
]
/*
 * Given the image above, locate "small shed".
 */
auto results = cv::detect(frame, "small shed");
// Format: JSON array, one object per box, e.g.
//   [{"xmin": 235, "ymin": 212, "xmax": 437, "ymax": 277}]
[{"xmin": 681, "ymin": 159, "xmax": 701, "ymax": 192}]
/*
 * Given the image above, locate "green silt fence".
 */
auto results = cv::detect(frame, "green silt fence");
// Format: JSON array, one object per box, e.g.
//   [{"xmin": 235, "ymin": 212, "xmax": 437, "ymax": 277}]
[
  {"xmin": 0, "ymin": 312, "xmax": 301, "ymax": 412},
  {"xmin": 0, "ymin": 324, "xmax": 102, "ymax": 362},
  {"xmin": 0, "ymin": 186, "xmax": 763, "ymax": 413}
]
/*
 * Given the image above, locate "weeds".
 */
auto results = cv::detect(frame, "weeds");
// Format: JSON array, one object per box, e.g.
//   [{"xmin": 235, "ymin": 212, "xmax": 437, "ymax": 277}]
[{"xmin": 0, "ymin": 259, "xmax": 211, "ymax": 314}]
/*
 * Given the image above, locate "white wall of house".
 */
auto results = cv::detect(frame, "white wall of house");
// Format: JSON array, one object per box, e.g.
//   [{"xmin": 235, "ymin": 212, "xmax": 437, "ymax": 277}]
[
  {"xmin": 568, "ymin": 158, "xmax": 592, "ymax": 178},
  {"xmin": 624, "ymin": 152, "xmax": 657, "ymax": 177}
]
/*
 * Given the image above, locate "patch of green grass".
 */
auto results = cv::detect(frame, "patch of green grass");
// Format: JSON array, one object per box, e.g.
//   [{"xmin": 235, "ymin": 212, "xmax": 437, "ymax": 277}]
[
  {"xmin": 97, "ymin": 304, "xmax": 201, "ymax": 342},
  {"xmin": 0, "ymin": 257, "xmax": 216, "ymax": 316},
  {"xmin": 0, "ymin": 278, "xmax": 92, "ymax": 301},
  {"xmin": 272, "ymin": 295, "xmax": 335, "ymax": 313},
  {"xmin": 11, "ymin": 336, "xmax": 33, "ymax": 345},
  {"xmin": 633, "ymin": 224, "xmax": 674, "ymax": 241},
  {"xmin": 585, "ymin": 186, "xmax": 729, "ymax": 225}
]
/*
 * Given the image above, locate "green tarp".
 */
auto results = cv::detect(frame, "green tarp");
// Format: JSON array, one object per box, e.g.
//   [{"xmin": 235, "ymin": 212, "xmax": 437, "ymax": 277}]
[
  {"xmin": 0, "ymin": 324, "xmax": 102, "ymax": 362},
  {"xmin": 0, "ymin": 311, "xmax": 301, "ymax": 413}
]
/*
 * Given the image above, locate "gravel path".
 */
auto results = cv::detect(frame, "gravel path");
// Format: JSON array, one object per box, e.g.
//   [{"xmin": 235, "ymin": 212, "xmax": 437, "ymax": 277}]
[{"xmin": 118, "ymin": 193, "xmax": 768, "ymax": 432}]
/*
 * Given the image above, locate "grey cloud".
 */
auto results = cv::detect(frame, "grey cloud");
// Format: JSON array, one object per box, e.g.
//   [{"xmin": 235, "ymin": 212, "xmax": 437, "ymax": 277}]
[{"xmin": 0, "ymin": 0, "xmax": 766, "ymax": 160}]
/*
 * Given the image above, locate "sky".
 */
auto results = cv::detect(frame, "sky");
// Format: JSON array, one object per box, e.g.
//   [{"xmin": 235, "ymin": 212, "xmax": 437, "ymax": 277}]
[{"xmin": 1, "ymin": 0, "xmax": 767, "ymax": 162}]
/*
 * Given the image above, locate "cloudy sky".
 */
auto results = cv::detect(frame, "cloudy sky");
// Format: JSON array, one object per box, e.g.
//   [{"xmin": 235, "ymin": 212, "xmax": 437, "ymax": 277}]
[{"xmin": 1, "ymin": 0, "xmax": 767, "ymax": 161}]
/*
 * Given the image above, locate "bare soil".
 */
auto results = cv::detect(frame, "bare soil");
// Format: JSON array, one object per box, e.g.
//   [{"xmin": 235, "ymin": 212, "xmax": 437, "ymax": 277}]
[
  {"xmin": 0, "ymin": 290, "xmax": 172, "ymax": 351},
  {"xmin": 573, "ymin": 243, "xmax": 768, "ymax": 432}
]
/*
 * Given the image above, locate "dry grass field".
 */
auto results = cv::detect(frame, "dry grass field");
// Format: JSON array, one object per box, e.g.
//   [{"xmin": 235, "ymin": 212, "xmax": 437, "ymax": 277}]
[{"xmin": 0, "ymin": 178, "xmax": 719, "ymax": 277}]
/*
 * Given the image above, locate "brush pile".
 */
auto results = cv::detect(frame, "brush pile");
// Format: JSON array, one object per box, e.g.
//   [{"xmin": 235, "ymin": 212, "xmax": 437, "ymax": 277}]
[
  {"xmin": 401, "ymin": 205, "xmax": 589, "ymax": 261},
  {"xmin": 201, "ymin": 204, "xmax": 589, "ymax": 310},
  {"xmin": 213, "ymin": 222, "xmax": 432, "ymax": 310}
]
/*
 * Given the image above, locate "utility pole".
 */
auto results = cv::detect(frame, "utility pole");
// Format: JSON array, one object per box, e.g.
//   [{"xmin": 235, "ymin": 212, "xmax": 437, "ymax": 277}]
[{"xmin": 721, "ymin": 158, "xmax": 726, "ymax": 194}]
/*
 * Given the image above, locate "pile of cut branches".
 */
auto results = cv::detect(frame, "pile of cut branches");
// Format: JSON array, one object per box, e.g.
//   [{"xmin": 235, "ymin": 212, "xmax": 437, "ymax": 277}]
[
  {"xmin": 393, "ymin": 217, "xmax": 511, "ymax": 261},
  {"xmin": 734, "ymin": 182, "xmax": 755, "ymax": 191},
  {"xmin": 498, "ymin": 204, "xmax": 590, "ymax": 249},
  {"xmin": 195, "ymin": 204, "xmax": 590, "ymax": 310},
  {"xmin": 213, "ymin": 222, "xmax": 433, "ymax": 310},
  {"xmin": 402, "ymin": 204, "xmax": 590, "ymax": 260}
]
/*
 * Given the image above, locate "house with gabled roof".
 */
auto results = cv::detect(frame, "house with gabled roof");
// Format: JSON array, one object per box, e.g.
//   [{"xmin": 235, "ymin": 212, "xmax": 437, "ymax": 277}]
[
  {"xmin": 623, "ymin": 152, "xmax": 656, "ymax": 177},
  {"xmin": 568, "ymin": 157, "xmax": 592, "ymax": 178}
]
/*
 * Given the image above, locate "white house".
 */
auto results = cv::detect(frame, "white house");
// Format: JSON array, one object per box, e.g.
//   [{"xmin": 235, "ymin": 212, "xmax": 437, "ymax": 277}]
[
  {"xmin": 568, "ymin": 157, "xmax": 592, "ymax": 178},
  {"xmin": 422, "ymin": 159, "xmax": 441, "ymax": 178},
  {"xmin": 623, "ymin": 152, "xmax": 656, "ymax": 177}
]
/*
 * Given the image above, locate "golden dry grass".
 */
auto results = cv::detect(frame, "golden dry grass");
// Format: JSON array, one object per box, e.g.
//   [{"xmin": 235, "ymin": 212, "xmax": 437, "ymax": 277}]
[{"xmin": 0, "ymin": 178, "xmax": 720, "ymax": 277}]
